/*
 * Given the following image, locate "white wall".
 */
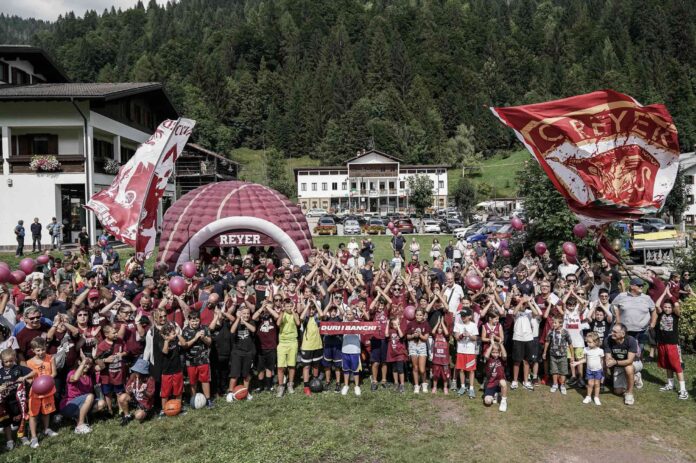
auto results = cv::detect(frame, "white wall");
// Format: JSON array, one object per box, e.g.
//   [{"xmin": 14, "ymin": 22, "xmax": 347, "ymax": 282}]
[
  {"xmin": 297, "ymin": 172, "xmax": 348, "ymax": 199},
  {"xmin": 0, "ymin": 101, "xmax": 86, "ymax": 128},
  {"xmin": 10, "ymin": 127, "xmax": 83, "ymax": 155}
]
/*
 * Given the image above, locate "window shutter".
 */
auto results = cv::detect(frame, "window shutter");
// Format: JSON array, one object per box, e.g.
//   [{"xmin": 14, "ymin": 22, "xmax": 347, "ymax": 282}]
[{"xmin": 48, "ymin": 135, "xmax": 58, "ymax": 154}]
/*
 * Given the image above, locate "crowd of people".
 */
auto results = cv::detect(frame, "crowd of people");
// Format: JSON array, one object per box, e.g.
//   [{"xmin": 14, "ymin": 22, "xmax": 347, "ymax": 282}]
[{"xmin": 0, "ymin": 234, "xmax": 692, "ymax": 452}]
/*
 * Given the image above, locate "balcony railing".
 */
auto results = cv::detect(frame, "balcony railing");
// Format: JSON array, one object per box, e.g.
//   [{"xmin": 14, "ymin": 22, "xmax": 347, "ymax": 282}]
[{"xmin": 7, "ymin": 155, "xmax": 85, "ymax": 174}]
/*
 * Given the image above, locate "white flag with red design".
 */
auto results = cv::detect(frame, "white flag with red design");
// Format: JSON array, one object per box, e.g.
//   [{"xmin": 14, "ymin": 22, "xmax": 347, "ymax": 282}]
[{"xmin": 85, "ymin": 118, "xmax": 195, "ymax": 257}]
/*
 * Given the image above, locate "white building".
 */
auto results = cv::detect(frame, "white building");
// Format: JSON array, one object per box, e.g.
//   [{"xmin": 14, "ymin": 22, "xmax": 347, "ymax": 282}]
[
  {"xmin": 0, "ymin": 45, "xmax": 179, "ymax": 249},
  {"xmin": 294, "ymin": 149, "xmax": 448, "ymax": 213},
  {"xmin": 680, "ymin": 152, "xmax": 696, "ymax": 225}
]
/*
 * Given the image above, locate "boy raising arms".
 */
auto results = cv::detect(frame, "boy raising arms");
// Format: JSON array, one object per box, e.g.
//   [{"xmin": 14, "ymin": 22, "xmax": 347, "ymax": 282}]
[
  {"xmin": 483, "ymin": 341, "xmax": 508, "ymax": 412},
  {"xmin": 274, "ymin": 299, "xmax": 300, "ymax": 397}
]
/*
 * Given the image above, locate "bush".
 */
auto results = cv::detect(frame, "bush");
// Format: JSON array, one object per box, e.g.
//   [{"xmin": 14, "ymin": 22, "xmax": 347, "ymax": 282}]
[{"xmin": 679, "ymin": 296, "xmax": 696, "ymax": 353}]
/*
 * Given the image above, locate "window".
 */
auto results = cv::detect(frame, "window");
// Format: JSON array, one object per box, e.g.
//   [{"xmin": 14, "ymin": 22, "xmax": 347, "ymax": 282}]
[
  {"xmin": 11, "ymin": 67, "xmax": 29, "ymax": 85},
  {"xmin": 121, "ymin": 146, "xmax": 136, "ymax": 163},
  {"xmin": 31, "ymin": 136, "xmax": 50, "ymax": 155},
  {"xmin": 0, "ymin": 61, "xmax": 8, "ymax": 82},
  {"xmin": 301, "ymin": 183, "xmax": 307, "ymax": 192},
  {"xmin": 379, "ymin": 182, "xmax": 385, "ymax": 191},
  {"xmin": 342, "ymin": 182, "xmax": 347, "ymax": 190},
  {"xmin": 688, "ymin": 195, "xmax": 694, "ymax": 205},
  {"xmin": 399, "ymin": 181, "xmax": 405, "ymax": 189},
  {"xmin": 322, "ymin": 183, "xmax": 327, "ymax": 191},
  {"xmin": 311, "ymin": 183, "xmax": 317, "ymax": 191},
  {"xmin": 686, "ymin": 175, "xmax": 694, "ymax": 185},
  {"xmin": 11, "ymin": 134, "xmax": 58, "ymax": 156},
  {"xmin": 93, "ymin": 139, "xmax": 114, "ymax": 160},
  {"xmin": 331, "ymin": 182, "xmax": 337, "ymax": 191},
  {"xmin": 687, "ymin": 215, "xmax": 695, "ymax": 225},
  {"xmin": 438, "ymin": 180, "xmax": 444, "ymax": 189},
  {"xmin": 350, "ymin": 182, "xmax": 357, "ymax": 191}
]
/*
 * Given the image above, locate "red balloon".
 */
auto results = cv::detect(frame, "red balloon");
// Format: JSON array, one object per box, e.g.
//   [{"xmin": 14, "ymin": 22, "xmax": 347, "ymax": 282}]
[
  {"xmin": 562, "ymin": 242, "xmax": 577, "ymax": 256},
  {"xmin": 499, "ymin": 239, "xmax": 509, "ymax": 250},
  {"xmin": 534, "ymin": 242, "xmax": 547, "ymax": 256},
  {"xmin": 404, "ymin": 305, "xmax": 416, "ymax": 321},
  {"xmin": 565, "ymin": 253, "xmax": 577, "ymax": 264},
  {"xmin": 10, "ymin": 270, "xmax": 26, "ymax": 285},
  {"xmin": 511, "ymin": 217, "xmax": 524, "ymax": 231},
  {"xmin": 32, "ymin": 375, "xmax": 55, "ymax": 395},
  {"xmin": 182, "ymin": 261, "xmax": 197, "ymax": 279},
  {"xmin": 573, "ymin": 223, "xmax": 588, "ymax": 239},
  {"xmin": 169, "ymin": 276, "xmax": 187, "ymax": 296},
  {"xmin": 501, "ymin": 249, "xmax": 511, "ymax": 258},
  {"xmin": 99, "ymin": 238, "xmax": 109, "ymax": 248},
  {"xmin": 36, "ymin": 255, "xmax": 50, "ymax": 265},
  {"xmin": 19, "ymin": 258, "xmax": 35, "ymax": 274},
  {"xmin": 0, "ymin": 262, "xmax": 9, "ymax": 271},
  {"xmin": 387, "ymin": 222, "xmax": 394, "ymax": 229},
  {"xmin": 0, "ymin": 265, "xmax": 10, "ymax": 284},
  {"xmin": 465, "ymin": 274, "xmax": 483, "ymax": 291},
  {"xmin": 477, "ymin": 257, "xmax": 488, "ymax": 270}
]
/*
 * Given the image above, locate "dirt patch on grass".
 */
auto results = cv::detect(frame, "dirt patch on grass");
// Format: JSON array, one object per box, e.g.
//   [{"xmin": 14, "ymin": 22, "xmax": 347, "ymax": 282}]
[
  {"xmin": 426, "ymin": 396, "xmax": 468, "ymax": 425},
  {"xmin": 544, "ymin": 430, "xmax": 693, "ymax": 463}
]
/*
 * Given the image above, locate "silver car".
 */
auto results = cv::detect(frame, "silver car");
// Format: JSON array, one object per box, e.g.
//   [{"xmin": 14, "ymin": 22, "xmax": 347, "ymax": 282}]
[{"xmin": 343, "ymin": 219, "xmax": 361, "ymax": 235}]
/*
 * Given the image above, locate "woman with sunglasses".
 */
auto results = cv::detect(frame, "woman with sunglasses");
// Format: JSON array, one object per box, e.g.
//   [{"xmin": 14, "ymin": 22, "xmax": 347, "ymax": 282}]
[{"xmin": 75, "ymin": 307, "xmax": 102, "ymax": 359}]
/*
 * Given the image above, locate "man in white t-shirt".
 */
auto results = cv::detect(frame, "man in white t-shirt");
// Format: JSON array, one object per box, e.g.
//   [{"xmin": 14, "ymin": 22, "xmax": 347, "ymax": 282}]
[
  {"xmin": 443, "ymin": 272, "xmax": 464, "ymax": 314},
  {"xmin": 511, "ymin": 295, "xmax": 541, "ymax": 390},
  {"xmin": 453, "ymin": 308, "xmax": 478, "ymax": 398},
  {"xmin": 557, "ymin": 254, "xmax": 579, "ymax": 279}
]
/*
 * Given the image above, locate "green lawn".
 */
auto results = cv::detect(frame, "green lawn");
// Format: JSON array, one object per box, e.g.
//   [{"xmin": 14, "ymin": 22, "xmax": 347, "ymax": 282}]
[
  {"xmin": 449, "ymin": 149, "xmax": 528, "ymax": 198},
  {"xmin": 229, "ymin": 148, "xmax": 320, "ymax": 186},
  {"xmin": 3, "ymin": 357, "xmax": 695, "ymax": 463},
  {"xmin": 313, "ymin": 234, "xmax": 450, "ymax": 265}
]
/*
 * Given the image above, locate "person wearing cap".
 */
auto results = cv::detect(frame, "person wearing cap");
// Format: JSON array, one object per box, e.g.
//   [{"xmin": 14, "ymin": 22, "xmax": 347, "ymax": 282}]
[
  {"xmin": 119, "ymin": 358, "xmax": 156, "ymax": 425},
  {"xmin": 611, "ymin": 277, "xmax": 657, "ymax": 345}
]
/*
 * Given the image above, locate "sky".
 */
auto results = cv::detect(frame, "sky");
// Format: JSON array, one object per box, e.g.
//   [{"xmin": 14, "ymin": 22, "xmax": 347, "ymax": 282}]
[{"xmin": 0, "ymin": 0, "xmax": 171, "ymax": 21}]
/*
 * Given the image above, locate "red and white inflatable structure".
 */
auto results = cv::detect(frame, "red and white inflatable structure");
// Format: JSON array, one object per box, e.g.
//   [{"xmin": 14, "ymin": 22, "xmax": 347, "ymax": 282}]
[{"xmin": 158, "ymin": 181, "xmax": 313, "ymax": 269}]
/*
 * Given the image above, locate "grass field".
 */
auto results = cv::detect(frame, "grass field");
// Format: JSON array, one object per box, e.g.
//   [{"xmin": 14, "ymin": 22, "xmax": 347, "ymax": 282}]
[
  {"xmin": 313, "ymin": 234, "xmax": 449, "ymax": 264},
  {"xmin": 448, "ymin": 149, "xmax": 528, "ymax": 198},
  {"xmin": 229, "ymin": 148, "xmax": 320, "ymax": 186},
  {"xmin": 3, "ymin": 357, "xmax": 695, "ymax": 463}
]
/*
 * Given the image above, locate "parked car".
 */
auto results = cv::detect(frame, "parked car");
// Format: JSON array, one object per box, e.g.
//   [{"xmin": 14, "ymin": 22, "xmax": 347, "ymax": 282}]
[
  {"xmin": 322, "ymin": 213, "xmax": 342, "ymax": 224},
  {"xmin": 455, "ymin": 221, "xmax": 483, "ymax": 239},
  {"xmin": 342, "ymin": 215, "xmax": 367, "ymax": 227},
  {"xmin": 440, "ymin": 217, "xmax": 464, "ymax": 233},
  {"xmin": 395, "ymin": 218, "xmax": 416, "ymax": 234},
  {"xmin": 343, "ymin": 219, "xmax": 361, "ymax": 235},
  {"xmin": 314, "ymin": 216, "xmax": 338, "ymax": 235},
  {"xmin": 363, "ymin": 217, "xmax": 387, "ymax": 235},
  {"xmin": 494, "ymin": 224, "xmax": 515, "ymax": 240},
  {"xmin": 422, "ymin": 219, "xmax": 442, "ymax": 234},
  {"xmin": 466, "ymin": 224, "xmax": 505, "ymax": 244},
  {"xmin": 636, "ymin": 217, "xmax": 674, "ymax": 233},
  {"xmin": 306, "ymin": 208, "xmax": 328, "ymax": 218}
]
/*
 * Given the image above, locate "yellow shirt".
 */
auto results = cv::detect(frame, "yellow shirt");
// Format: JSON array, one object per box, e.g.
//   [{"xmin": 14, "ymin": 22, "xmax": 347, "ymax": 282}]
[
  {"xmin": 302, "ymin": 316, "xmax": 322, "ymax": 351},
  {"xmin": 278, "ymin": 312, "xmax": 298, "ymax": 344}
]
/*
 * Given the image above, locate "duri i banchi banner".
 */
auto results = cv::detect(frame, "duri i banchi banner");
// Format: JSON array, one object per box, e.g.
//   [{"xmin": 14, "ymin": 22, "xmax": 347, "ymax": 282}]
[{"xmin": 85, "ymin": 118, "xmax": 196, "ymax": 257}]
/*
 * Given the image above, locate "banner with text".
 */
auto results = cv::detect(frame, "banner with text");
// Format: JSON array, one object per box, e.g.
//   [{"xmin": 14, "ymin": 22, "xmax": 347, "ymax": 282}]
[{"xmin": 319, "ymin": 321, "xmax": 381, "ymax": 335}]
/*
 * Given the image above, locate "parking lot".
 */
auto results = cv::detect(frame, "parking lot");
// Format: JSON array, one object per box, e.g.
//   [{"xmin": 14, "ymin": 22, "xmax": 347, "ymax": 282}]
[{"xmin": 305, "ymin": 216, "xmax": 472, "ymax": 237}]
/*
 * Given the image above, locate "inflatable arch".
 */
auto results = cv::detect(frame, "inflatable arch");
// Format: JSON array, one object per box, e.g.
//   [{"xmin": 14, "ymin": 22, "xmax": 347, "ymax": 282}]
[{"xmin": 158, "ymin": 181, "xmax": 313, "ymax": 269}]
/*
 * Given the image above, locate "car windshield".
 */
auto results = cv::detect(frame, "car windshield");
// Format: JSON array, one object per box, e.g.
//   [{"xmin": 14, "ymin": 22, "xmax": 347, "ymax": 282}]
[
  {"xmin": 369, "ymin": 219, "xmax": 382, "ymax": 225},
  {"xmin": 319, "ymin": 218, "xmax": 334, "ymax": 225},
  {"xmin": 345, "ymin": 220, "xmax": 358, "ymax": 226}
]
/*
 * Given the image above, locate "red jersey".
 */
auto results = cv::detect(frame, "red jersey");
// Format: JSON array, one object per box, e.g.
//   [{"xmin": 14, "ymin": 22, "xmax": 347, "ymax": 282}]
[
  {"xmin": 370, "ymin": 308, "xmax": 390, "ymax": 340},
  {"xmin": 431, "ymin": 334, "xmax": 450, "ymax": 366},
  {"xmin": 386, "ymin": 330, "xmax": 407, "ymax": 362},
  {"xmin": 125, "ymin": 373, "xmax": 155, "ymax": 410},
  {"xmin": 96, "ymin": 339, "xmax": 126, "ymax": 385},
  {"xmin": 485, "ymin": 356, "xmax": 506, "ymax": 388}
]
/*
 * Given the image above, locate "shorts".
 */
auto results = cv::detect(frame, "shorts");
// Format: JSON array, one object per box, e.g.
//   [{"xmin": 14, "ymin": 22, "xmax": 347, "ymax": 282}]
[
  {"xmin": 257, "ymin": 349, "xmax": 277, "ymax": 372},
  {"xmin": 160, "ymin": 372, "xmax": 184, "ymax": 398},
  {"xmin": 229, "ymin": 354, "xmax": 254, "ymax": 379},
  {"xmin": 29, "ymin": 394, "xmax": 56, "ymax": 417},
  {"xmin": 187, "ymin": 364, "xmax": 211, "ymax": 386},
  {"xmin": 101, "ymin": 383, "xmax": 125, "ymax": 395},
  {"xmin": 657, "ymin": 344, "xmax": 683, "ymax": 373},
  {"xmin": 512, "ymin": 340, "xmax": 536, "ymax": 363},
  {"xmin": 432, "ymin": 364, "xmax": 450, "ymax": 381},
  {"xmin": 0, "ymin": 399, "xmax": 20, "ymax": 426},
  {"xmin": 370, "ymin": 338, "xmax": 388, "ymax": 363},
  {"xmin": 60, "ymin": 393, "xmax": 92, "ymax": 419},
  {"xmin": 548, "ymin": 355, "xmax": 569, "ymax": 376},
  {"xmin": 484, "ymin": 385, "xmax": 501, "ymax": 397},
  {"xmin": 300, "ymin": 348, "xmax": 324, "ymax": 366},
  {"xmin": 585, "ymin": 369, "xmax": 604, "ymax": 381},
  {"xmin": 612, "ymin": 360, "xmax": 643, "ymax": 390},
  {"xmin": 456, "ymin": 353, "xmax": 477, "ymax": 371},
  {"xmin": 567, "ymin": 347, "xmax": 585, "ymax": 360},
  {"xmin": 391, "ymin": 361, "xmax": 405, "ymax": 374},
  {"xmin": 277, "ymin": 342, "xmax": 298, "ymax": 368},
  {"xmin": 408, "ymin": 341, "xmax": 427, "ymax": 357},
  {"xmin": 341, "ymin": 353, "xmax": 361, "ymax": 374},
  {"xmin": 322, "ymin": 344, "xmax": 342, "ymax": 367}
]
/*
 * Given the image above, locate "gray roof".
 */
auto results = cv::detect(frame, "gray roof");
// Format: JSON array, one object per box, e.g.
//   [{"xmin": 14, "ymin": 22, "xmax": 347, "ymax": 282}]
[
  {"xmin": 679, "ymin": 152, "xmax": 696, "ymax": 172},
  {"xmin": 0, "ymin": 82, "xmax": 163, "ymax": 100}
]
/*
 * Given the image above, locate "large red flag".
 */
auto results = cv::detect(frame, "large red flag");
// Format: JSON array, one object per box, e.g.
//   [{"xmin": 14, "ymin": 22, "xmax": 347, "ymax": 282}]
[
  {"xmin": 85, "ymin": 118, "xmax": 195, "ymax": 257},
  {"xmin": 491, "ymin": 90, "xmax": 680, "ymax": 227}
]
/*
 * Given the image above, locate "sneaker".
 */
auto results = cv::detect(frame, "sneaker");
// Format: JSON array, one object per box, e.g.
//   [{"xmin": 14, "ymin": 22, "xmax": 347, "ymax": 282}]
[
  {"xmin": 499, "ymin": 398, "xmax": 507, "ymax": 412},
  {"xmin": 421, "ymin": 383, "xmax": 428, "ymax": 393},
  {"xmin": 659, "ymin": 384, "xmax": 674, "ymax": 392},
  {"xmin": 287, "ymin": 382, "xmax": 295, "ymax": 394},
  {"xmin": 560, "ymin": 385, "xmax": 567, "ymax": 395},
  {"xmin": 44, "ymin": 429, "xmax": 58, "ymax": 438},
  {"xmin": 468, "ymin": 388, "xmax": 475, "ymax": 399},
  {"xmin": 634, "ymin": 372, "xmax": 644, "ymax": 390},
  {"xmin": 678, "ymin": 390, "xmax": 689, "ymax": 400},
  {"xmin": 30, "ymin": 438, "xmax": 39, "ymax": 449},
  {"xmin": 450, "ymin": 379, "xmax": 457, "ymax": 391},
  {"xmin": 5, "ymin": 440, "xmax": 14, "ymax": 451},
  {"xmin": 567, "ymin": 377, "xmax": 577, "ymax": 386},
  {"xmin": 381, "ymin": 382, "xmax": 387, "ymax": 389},
  {"xmin": 577, "ymin": 378, "xmax": 586, "ymax": 389},
  {"xmin": 341, "ymin": 385, "xmax": 349, "ymax": 396},
  {"xmin": 304, "ymin": 387, "xmax": 312, "ymax": 397},
  {"xmin": 532, "ymin": 377, "xmax": 540, "ymax": 386},
  {"xmin": 20, "ymin": 437, "xmax": 30, "ymax": 446},
  {"xmin": 120, "ymin": 414, "xmax": 133, "ymax": 427},
  {"xmin": 371, "ymin": 382, "xmax": 378, "ymax": 392},
  {"xmin": 398, "ymin": 384, "xmax": 405, "ymax": 393},
  {"xmin": 246, "ymin": 394, "xmax": 253, "ymax": 401},
  {"xmin": 523, "ymin": 381, "xmax": 534, "ymax": 391},
  {"xmin": 582, "ymin": 396, "xmax": 592, "ymax": 404},
  {"xmin": 335, "ymin": 383, "xmax": 341, "ymax": 394},
  {"xmin": 158, "ymin": 410, "xmax": 166, "ymax": 419},
  {"xmin": 510, "ymin": 381, "xmax": 519, "ymax": 390},
  {"xmin": 276, "ymin": 385, "xmax": 285, "ymax": 398},
  {"xmin": 549, "ymin": 384, "xmax": 558, "ymax": 393},
  {"xmin": 593, "ymin": 397, "xmax": 601, "ymax": 406},
  {"xmin": 624, "ymin": 393, "xmax": 635, "ymax": 405},
  {"xmin": 207, "ymin": 399, "xmax": 215, "ymax": 409},
  {"xmin": 457, "ymin": 386, "xmax": 466, "ymax": 396},
  {"xmin": 355, "ymin": 386, "xmax": 361, "ymax": 396},
  {"xmin": 414, "ymin": 384, "xmax": 420, "ymax": 394},
  {"xmin": 75, "ymin": 424, "xmax": 92, "ymax": 434}
]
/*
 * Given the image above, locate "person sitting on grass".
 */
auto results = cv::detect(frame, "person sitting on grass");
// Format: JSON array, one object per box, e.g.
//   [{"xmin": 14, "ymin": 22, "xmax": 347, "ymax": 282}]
[
  {"xmin": 653, "ymin": 289, "xmax": 688, "ymax": 400},
  {"xmin": 118, "ymin": 358, "xmax": 156, "ymax": 426},
  {"xmin": 59, "ymin": 354, "xmax": 105, "ymax": 434},
  {"xmin": 483, "ymin": 341, "xmax": 508, "ymax": 412},
  {"xmin": 26, "ymin": 337, "xmax": 58, "ymax": 449},
  {"xmin": 604, "ymin": 323, "xmax": 641, "ymax": 406},
  {"xmin": 571, "ymin": 332, "xmax": 605, "ymax": 406}
]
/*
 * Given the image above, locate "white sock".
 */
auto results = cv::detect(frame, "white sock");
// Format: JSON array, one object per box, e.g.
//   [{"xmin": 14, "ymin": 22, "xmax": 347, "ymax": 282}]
[
  {"xmin": 679, "ymin": 381, "xmax": 686, "ymax": 392},
  {"xmin": 469, "ymin": 386, "xmax": 474, "ymax": 390},
  {"xmin": 667, "ymin": 378, "xmax": 674, "ymax": 387}
]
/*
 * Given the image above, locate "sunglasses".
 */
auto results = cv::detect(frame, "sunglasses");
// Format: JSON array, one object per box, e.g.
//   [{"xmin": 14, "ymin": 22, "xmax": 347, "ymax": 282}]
[
  {"xmin": 77, "ymin": 313, "xmax": 89, "ymax": 317},
  {"xmin": 274, "ymin": 298, "xmax": 282, "ymax": 302},
  {"xmin": 567, "ymin": 280, "xmax": 577, "ymax": 283},
  {"xmin": 26, "ymin": 316, "xmax": 41, "ymax": 321}
]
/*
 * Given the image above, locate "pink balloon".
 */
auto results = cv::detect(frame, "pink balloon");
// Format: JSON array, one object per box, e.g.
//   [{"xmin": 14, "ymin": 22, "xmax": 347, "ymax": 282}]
[
  {"xmin": 534, "ymin": 242, "xmax": 547, "ymax": 256},
  {"xmin": 19, "ymin": 258, "xmax": 35, "ymax": 274},
  {"xmin": 511, "ymin": 217, "xmax": 524, "ymax": 231},
  {"xmin": 477, "ymin": 257, "xmax": 488, "ymax": 270},
  {"xmin": 10, "ymin": 270, "xmax": 26, "ymax": 285},
  {"xmin": 169, "ymin": 276, "xmax": 187, "ymax": 296},
  {"xmin": 465, "ymin": 274, "xmax": 483, "ymax": 291},
  {"xmin": 562, "ymin": 242, "xmax": 577, "ymax": 256},
  {"xmin": 0, "ymin": 265, "xmax": 10, "ymax": 284},
  {"xmin": 387, "ymin": 222, "xmax": 394, "ymax": 229},
  {"xmin": 499, "ymin": 239, "xmax": 509, "ymax": 250},
  {"xmin": 0, "ymin": 262, "xmax": 9, "ymax": 271},
  {"xmin": 182, "ymin": 261, "xmax": 197, "ymax": 279},
  {"xmin": 404, "ymin": 305, "xmax": 416, "ymax": 321},
  {"xmin": 32, "ymin": 375, "xmax": 55, "ymax": 395},
  {"xmin": 99, "ymin": 238, "xmax": 109, "ymax": 248},
  {"xmin": 565, "ymin": 253, "xmax": 577, "ymax": 264},
  {"xmin": 37, "ymin": 255, "xmax": 50, "ymax": 265},
  {"xmin": 573, "ymin": 223, "xmax": 588, "ymax": 239},
  {"xmin": 501, "ymin": 249, "xmax": 511, "ymax": 258}
]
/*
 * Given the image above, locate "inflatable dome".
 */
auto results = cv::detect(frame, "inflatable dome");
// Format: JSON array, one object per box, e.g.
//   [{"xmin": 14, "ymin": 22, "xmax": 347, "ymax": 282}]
[{"xmin": 158, "ymin": 181, "xmax": 313, "ymax": 269}]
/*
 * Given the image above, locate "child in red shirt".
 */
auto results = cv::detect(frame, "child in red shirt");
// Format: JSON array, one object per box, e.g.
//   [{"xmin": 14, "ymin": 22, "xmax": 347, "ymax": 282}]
[
  {"xmin": 430, "ymin": 319, "xmax": 451, "ymax": 394},
  {"xmin": 483, "ymin": 341, "xmax": 508, "ymax": 412},
  {"xmin": 95, "ymin": 325, "xmax": 127, "ymax": 415},
  {"xmin": 385, "ymin": 317, "xmax": 407, "ymax": 393},
  {"xmin": 118, "ymin": 359, "xmax": 156, "ymax": 425}
]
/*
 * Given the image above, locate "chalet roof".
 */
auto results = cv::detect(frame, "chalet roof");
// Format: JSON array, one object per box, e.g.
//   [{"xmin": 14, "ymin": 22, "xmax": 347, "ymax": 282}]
[
  {"xmin": 0, "ymin": 82, "xmax": 164, "ymax": 100},
  {"xmin": 345, "ymin": 149, "xmax": 403, "ymax": 164},
  {"xmin": 183, "ymin": 143, "xmax": 239, "ymax": 165},
  {"xmin": 0, "ymin": 45, "xmax": 70, "ymax": 83}
]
